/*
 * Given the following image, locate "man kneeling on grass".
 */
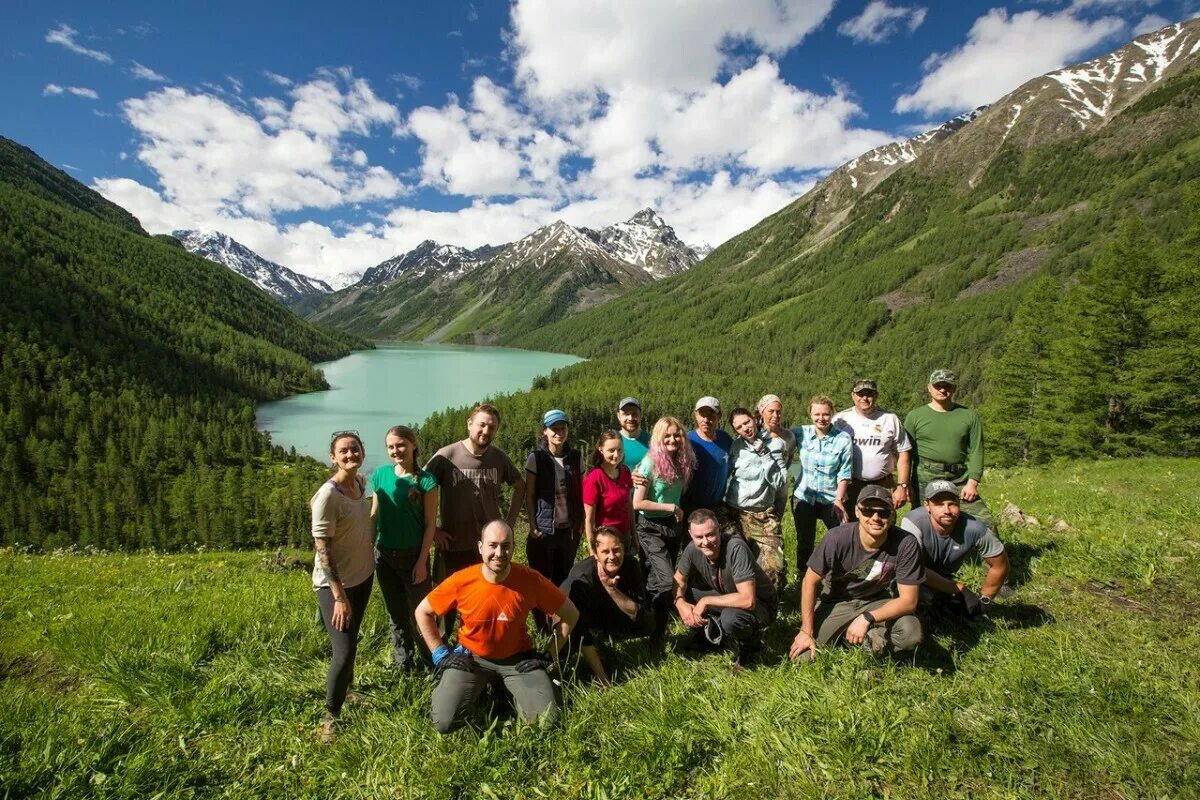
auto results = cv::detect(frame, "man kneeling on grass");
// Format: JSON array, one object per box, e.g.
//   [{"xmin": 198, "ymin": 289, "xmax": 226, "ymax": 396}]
[
  {"xmin": 674, "ymin": 509, "xmax": 777, "ymax": 664},
  {"xmin": 789, "ymin": 485, "xmax": 924, "ymax": 662},
  {"xmin": 900, "ymin": 480, "xmax": 1009, "ymax": 618},
  {"xmin": 415, "ymin": 520, "xmax": 579, "ymax": 734}
]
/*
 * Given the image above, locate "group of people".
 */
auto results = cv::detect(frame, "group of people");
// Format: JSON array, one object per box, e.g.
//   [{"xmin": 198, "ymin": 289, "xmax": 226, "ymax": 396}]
[{"xmin": 308, "ymin": 370, "xmax": 1011, "ymax": 740}]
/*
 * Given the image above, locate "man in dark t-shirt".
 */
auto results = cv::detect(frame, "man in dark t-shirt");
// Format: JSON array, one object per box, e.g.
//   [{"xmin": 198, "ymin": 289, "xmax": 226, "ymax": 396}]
[
  {"xmin": 674, "ymin": 509, "xmax": 777, "ymax": 661},
  {"xmin": 559, "ymin": 527, "xmax": 653, "ymax": 685},
  {"xmin": 789, "ymin": 485, "xmax": 924, "ymax": 661}
]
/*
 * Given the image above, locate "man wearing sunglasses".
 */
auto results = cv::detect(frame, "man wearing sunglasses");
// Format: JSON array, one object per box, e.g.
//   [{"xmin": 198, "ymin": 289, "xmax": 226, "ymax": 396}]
[
  {"xmin": 788, "ymin": 485, "xmax": 924, "ymax": 662},
  {"xmin": 833, "ymin": 379, "xmax": 912, "ymax": 516}
]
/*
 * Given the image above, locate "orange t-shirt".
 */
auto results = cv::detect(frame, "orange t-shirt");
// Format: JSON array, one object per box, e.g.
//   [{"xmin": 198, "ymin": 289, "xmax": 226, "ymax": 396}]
[{"xmin": 427, "ymin": 564, "xmax": 567, "ymax": 660}]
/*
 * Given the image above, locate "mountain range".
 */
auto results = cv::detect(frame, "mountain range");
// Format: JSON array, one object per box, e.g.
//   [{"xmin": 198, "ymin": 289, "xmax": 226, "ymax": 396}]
[
  {"xmin": 301, "ymin": 208, "xmax": 705, "ymax": 343},
  {"xmin": 172, "ymin": 229, "xmax": 333, "ymax": 301},
  {"xmin": 412, "ymin": 18, "xmax": 1200, "ymax": 455}
]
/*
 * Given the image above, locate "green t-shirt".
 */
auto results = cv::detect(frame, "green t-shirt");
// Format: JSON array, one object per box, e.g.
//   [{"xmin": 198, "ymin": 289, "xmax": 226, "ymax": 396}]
[
  {"xmin": 634, "ymin": 455, "xmax": 683, "ymax": 519},
  {"xmin": 368, "ymin": 465, "xmax": 439, "ymax": 549},
  {"xmin": 903, "ymin": 404, "xmax": 984, "ymax": 481},
  {"xmin": 621, "ymin": 430, "xmax": 651, "ymax": 472}
]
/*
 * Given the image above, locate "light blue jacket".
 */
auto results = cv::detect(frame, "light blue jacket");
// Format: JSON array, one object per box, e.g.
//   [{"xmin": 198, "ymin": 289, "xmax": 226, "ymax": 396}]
[{"xmin": 724, "ymin": 432, "xmax": 789, "ymax": 511}]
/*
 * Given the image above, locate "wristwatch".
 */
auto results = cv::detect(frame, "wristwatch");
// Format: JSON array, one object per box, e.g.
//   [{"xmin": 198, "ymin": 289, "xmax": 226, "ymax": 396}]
[
  {"xmin": 861, "ymin": 611, "xmax": 877, "ymax": 625},
  {"xmin": 898, "ymin": 483, "xmax": 909, "ymax": 489}
]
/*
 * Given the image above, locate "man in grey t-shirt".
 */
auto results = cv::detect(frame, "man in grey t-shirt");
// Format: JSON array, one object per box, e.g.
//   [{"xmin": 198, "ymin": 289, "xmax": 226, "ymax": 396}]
[
  {"xmin": 789, "ymin": 485, "xmax": 924, "ymax": 661},
  {"xmin": 673, "ymin": 509, "xmax": 776, "ymax": 661},
  {"xmin": 901, "ymin": 480, "xmax": 1009, "ymax": 617},
  {"xmin": 424, "ymin": 403, "xmax": 525, "ymax": 577}
]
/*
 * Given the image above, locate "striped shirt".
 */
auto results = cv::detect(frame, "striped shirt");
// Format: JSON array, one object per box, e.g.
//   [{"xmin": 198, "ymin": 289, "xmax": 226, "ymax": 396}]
[{"xmin": 791, "ymin": 425, "xmax": 853, "ymax": 505}]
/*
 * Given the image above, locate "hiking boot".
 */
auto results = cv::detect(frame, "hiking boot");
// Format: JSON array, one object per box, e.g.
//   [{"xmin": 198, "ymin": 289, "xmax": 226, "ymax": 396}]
[{"xmin": 319, "ymin": 711, "xmax": 338, "ymax": 745}]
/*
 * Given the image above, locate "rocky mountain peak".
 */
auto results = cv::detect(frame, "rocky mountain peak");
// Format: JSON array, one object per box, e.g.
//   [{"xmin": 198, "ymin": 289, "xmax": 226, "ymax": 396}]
[{"xmin": 172, "ymin": 229, "xmax": 332, "ymax": 301}]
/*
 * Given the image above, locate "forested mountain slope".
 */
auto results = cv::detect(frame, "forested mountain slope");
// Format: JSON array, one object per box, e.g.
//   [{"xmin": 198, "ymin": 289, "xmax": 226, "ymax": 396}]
[
  {"xmin": 0, "ymin": 141, "xmax": 364, "ymax": 549},
  {"xmin": 418, "ymin": 22, "xmax": 1200, "ymax": 464}
]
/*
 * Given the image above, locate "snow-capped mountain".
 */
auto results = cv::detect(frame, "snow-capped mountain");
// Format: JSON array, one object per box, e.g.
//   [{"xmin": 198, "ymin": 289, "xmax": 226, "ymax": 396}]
[
  {"xmin": 172, "ymin": 230, "xmax": 332, "ymax": 301},
  {"xmin": 326, "ymin": 270, "xmax": 364, "ymax": 291},
  {"xmin": 799, "ymin": 18, "xmax": 1200, "ymax": 244},
  {"xmin": 305, "ymin": 209, "xmax": 701, "ymax": 343},
  {"xmin": 359, "ymin": 240, "xmax": 495, "ymax": 286},
  {"xmin": 589, "ymin": 208, "xmax": 704, "ymax": 278}
]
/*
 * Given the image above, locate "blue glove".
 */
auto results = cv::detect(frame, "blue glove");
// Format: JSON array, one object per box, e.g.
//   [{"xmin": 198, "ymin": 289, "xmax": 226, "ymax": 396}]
[
  {"xmin": 432, "ymin": 644, "xmax": 451, "ymax": 667},
  {"xmin": 432, "ymin": 643, "xmax": 471, "ymax": 667}
]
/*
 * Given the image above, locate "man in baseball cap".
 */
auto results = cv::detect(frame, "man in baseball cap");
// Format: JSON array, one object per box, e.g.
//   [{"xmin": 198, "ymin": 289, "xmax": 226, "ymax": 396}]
[
  {"xmin": 833, "ymin": 378, "xmax": 913, "ymax": 516},
  {"xmin": 904, "ymin": 369, "xmax": 991, "ymax": 525},
  {"xmin": 900, "ymin": 480, "xmax": 1008, "ymax": 619},
  {"xmin": 681, "ymin": 396, "xmax": 733, "ymax": 523},
  {"xmin": 789, "ymin": 483, "xmax": 923, "ymax": 662},
  {"xmin": 616, "ymin": 397, "xmax": 650, "ymax": 472}
]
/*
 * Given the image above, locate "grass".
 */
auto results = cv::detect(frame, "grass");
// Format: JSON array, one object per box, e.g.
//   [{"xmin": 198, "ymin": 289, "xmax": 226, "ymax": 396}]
[{"xmin": 3, "ymin": 457, "xmax": 1199, "ymax": 799}]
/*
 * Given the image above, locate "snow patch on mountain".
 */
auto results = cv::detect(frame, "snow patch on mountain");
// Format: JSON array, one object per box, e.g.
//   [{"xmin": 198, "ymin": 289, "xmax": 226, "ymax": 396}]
[
  {"xmin": 173, "ymin": 230, "xmax": 331, "ymax": 301},
  {"xmin": 359, "ymin": 240, "xmax": 486, "ymax": 285}
]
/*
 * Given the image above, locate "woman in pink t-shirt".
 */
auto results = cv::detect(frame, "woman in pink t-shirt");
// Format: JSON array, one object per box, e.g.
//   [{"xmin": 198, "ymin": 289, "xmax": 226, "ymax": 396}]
[{"xmin": 582, "ymin": 430, "xmax": 634, "ymax": 555}]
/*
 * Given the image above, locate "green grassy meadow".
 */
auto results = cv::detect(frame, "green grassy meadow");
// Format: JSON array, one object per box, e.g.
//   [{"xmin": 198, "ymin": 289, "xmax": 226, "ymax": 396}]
[{"xmin": 3, "ymin": 458, "xmax": 1199, "ymax": 799}]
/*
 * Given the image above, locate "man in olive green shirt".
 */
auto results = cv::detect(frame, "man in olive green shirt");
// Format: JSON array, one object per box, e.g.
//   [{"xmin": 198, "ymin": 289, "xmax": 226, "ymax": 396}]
[{"xmin": 904, "ymin": 369, "xmax": 991, "ymax": 525}]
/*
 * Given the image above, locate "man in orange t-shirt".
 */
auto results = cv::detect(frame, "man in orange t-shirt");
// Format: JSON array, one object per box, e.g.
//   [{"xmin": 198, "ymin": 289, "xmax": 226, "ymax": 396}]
[{"xmin": 415, "ymin": 520, "xmax": 579, "ymax": 733}]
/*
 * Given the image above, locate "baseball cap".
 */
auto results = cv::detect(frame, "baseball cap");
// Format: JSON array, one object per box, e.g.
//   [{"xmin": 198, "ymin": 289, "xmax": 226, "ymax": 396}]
[
  {"xmin": 924, "ymin": 479, "xmax": 961, "ymax": 499},
  {"xmin": 542, "ymin": 409, "xmax": 569, "ymax": 427},
  {"xmin": 694, "ymin": 396, "xmax": 721, "ymax": 413},
  {"xmin": 617, "ymin": 396, "xmax": 642, "ymax": 411},
  {"xmin": 852, "ymin": 379, "xmax": 878, "ymax": 394},
  {"xmin": 856, "ymin": 484, "xmax": 894, "ymax": 510},
  {"xmin": 929, "ymin": 369, "xmax": 958, "ymax": 387}
]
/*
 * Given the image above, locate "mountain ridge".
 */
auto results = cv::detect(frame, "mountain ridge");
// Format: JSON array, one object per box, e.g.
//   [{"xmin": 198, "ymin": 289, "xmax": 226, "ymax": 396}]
[{"xmin": 173, "ymin": 229, "xmax": 333, "ymax": 302}]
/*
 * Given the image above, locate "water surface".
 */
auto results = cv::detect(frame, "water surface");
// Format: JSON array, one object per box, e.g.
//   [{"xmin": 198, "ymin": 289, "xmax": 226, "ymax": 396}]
[{"xmin": 256, "ymin": 343, "xmax": 581, "ymax": 471}]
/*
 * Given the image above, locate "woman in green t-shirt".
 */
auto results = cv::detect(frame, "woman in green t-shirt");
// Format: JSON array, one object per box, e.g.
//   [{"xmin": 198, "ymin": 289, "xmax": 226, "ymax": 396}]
[
  {"xmin": 368, "ymin": 425, "xmax": 439, "ymax": 670},
  {"xmin": 633, "ymin": 415, "xmax": 695, "ymax": 643}
]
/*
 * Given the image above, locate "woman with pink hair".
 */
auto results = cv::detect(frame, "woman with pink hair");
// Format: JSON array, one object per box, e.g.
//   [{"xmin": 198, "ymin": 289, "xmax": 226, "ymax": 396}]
[{"xmin": 632, "ymin": 416, "xmax": 696, "ymax": 643}]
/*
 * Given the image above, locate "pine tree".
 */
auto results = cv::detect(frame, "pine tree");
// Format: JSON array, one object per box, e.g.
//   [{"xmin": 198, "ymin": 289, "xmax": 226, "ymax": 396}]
[{"xmin": 982, "ymin": 276, "xmax": 1064, "ymax": 464}]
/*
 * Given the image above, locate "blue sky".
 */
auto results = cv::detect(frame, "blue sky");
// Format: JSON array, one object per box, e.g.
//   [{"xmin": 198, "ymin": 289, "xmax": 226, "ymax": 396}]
[{"xmin": 4, "ymin": 0, "xmax": 1195, "ymax": 280}]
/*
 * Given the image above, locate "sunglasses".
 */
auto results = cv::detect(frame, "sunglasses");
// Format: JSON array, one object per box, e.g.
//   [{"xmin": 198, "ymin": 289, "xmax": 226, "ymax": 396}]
[
  {"xmin": 854, "ymin": 391, "xmax": 878, "ymax": 397},
  {"xmin": 858, "ymin": 506, "xmax": 891, "ymax": 519},
  {"xmin": 330, "ymin": 429, "xmax": 361, "ymax": 444}
]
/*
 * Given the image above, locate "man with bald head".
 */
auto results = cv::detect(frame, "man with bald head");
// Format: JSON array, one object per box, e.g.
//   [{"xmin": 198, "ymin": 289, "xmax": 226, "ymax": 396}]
[{"xmin": 415, "ymin": 520, "xmax": 579, "ymax": 733}]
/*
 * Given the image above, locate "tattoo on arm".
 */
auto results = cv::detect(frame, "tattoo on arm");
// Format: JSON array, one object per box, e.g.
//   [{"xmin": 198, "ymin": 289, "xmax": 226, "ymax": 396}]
[{"xmin": 314, "ymin": 537, "xmax": 341, "ymax": 586}]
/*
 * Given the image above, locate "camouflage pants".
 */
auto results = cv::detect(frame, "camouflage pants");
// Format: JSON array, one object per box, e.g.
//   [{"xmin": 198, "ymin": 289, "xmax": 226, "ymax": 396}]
[
  {"xmin": 734, "ymin": 508, "xmax": 786, "ymax": 591},
  {"xmin": 913, "ymin": 461, "xmax": 992, "ymax": 526}
]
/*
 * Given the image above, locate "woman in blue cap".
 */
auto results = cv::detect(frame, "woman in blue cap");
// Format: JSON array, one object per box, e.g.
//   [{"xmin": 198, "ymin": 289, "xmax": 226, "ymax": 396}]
[{"xmin": 523, "ymin": 409, "xmax": 585, "ymax": 627}]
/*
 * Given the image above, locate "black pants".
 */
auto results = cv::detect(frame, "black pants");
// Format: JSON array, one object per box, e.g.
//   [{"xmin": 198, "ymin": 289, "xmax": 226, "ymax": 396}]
[
  {"xmin": 637, "ymin": 514, "xmax": 683, "ymax": 637},
  {"xmin": 791, "ymin": 496, "xmax": 842, "ymax": 575},
  {"xmin": 527, "ymin": 528, "xmax": 579, "ymax": 629},
  {"xmin": 687, "ymin": 587, "xmax": 775, "ymax": 647},
  {"xmin": 317, "ymin": 575, "xmax": 373, "ymax": 715},
  {"xmin": 375, "ymin": 547, "xmax": 432, "ymax": 669}
]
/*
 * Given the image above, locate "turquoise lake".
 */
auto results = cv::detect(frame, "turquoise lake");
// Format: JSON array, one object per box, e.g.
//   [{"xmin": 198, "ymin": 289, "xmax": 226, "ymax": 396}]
[{"xmin": 256, "ymin": 343, "xmax": 581, "ymax": 471}]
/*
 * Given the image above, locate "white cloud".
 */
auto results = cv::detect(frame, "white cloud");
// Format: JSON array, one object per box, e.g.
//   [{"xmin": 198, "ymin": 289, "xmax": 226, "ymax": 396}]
[
  {"xmin": 131, "ymin": 61, "xmax": 167, "ymax": 82},
  {"xmin": 510, "ymin": 0, "xmax": 835, "ymax": 106},
  {"xmin": 264, "ymin": 70, "xmax": 293, "ymax": 87},
  {"xmin": 407, "ymin": 77, "xmax": 570, "ymax": 197},
  {"xmin": 1133, "ymin": 13, "xmax": 1171, "ymax": 34},
  {"xmin": 116, "ymin": 75, "xmax": 405, "ymax": 220},
  {"xmin": 1069, "ymin": 0, "xmax": 1159, "ymax": 10},
  {"xmin": 838, "ymin": 2, "xmax": 928, "ymax": 44},
  {"xmin": 45, "ymin": 23, "xmax": 113, "ymax": 63},
  {"xmin": 392, "ymin": 73, "xmax": 423, "ymax": 92},
  {"xmin": 655, "ymin": 57, "xmax": 893, "ymax": 173},
  {"xmin": 43, "ymin": 83, "xmax": 99, "ymax": 99},
  {"xmin": 895, "ymin": 9, "xmax": 1126, "ymax": 114}
]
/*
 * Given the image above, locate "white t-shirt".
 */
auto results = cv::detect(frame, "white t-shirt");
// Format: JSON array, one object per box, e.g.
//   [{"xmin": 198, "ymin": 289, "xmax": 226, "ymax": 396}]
[
  {"xmin": 832, "ymin": 407, "xmax": 912, "ymax": 481},
  {"xmin": 309, "ymin": 478, "xmax": 376, "ymax": 591}
]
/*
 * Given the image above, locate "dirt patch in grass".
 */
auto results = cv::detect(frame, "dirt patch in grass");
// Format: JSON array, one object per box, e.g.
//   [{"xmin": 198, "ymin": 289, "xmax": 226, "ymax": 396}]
[
  {"xmin": 957, "ymin": 247, "xmax": 1050, "ymax": 298},
  {"xmin": 1082, "ymin": 581, "xmax": 1149, "ymax": 614},
  {"xmin": 875, "ymin": 289, "xmax": 929, "ymax": 313},
  {"xmin": 1021, "ymin": 201, "xmax": 1091, "ymax": 235},
  {"xmin": 0, "ymin": 652, "xmax": 81, "ymax": 694}
]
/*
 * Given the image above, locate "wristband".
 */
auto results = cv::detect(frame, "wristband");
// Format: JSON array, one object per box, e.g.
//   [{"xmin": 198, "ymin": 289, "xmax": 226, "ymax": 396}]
[
  {"xmin": 432, "ymin": 644, "xmax": 450, "ymax": 666},
  {"xmin": 861, "ymin": 611, "xmax": 877, "ymax": 625}
]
